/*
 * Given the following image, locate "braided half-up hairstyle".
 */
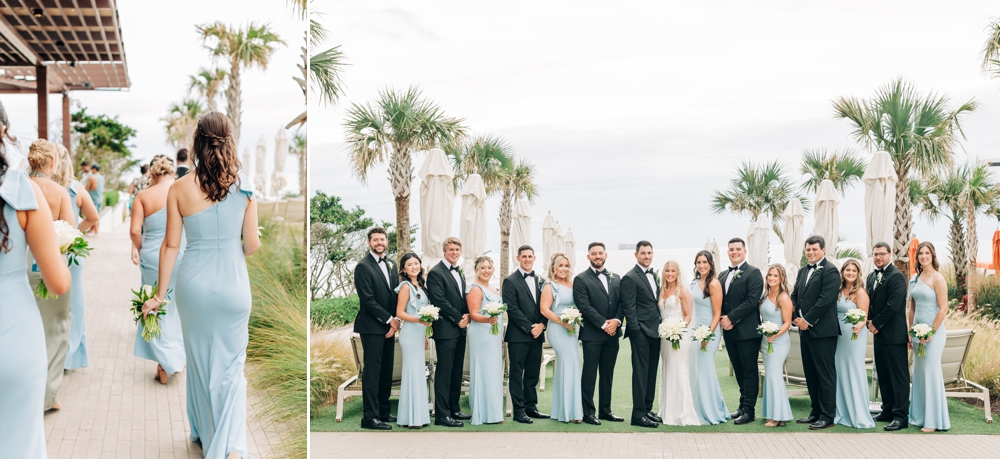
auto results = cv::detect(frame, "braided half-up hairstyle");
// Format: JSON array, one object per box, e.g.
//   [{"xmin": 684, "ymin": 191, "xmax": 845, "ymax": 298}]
[
  {"xmin": 0, "ymin": 98, "xmax": 14, "ymax": 253},
  {"xmin": 192, "ymin": 111, "xmax": 241, "ymax": 202}
]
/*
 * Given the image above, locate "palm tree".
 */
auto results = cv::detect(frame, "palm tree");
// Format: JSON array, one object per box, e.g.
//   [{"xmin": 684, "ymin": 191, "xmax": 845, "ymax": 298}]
[
  {"xmin": 497, "ymin": 158, "xmax": 539, "ymax": 279},
  {"xmin": 188, "ymin": 67, "xmax": 228, "ymax": 112},
  {"xmin": 711, "ymin": 159, "xmax": 808, "ymax": 241},
  {"xmin": 963, "ymin": 161, "xmax": 999, "ymax": 312},
  {"xmin": 799, "ymin": 148, "xmax": 866, "ymax": 194},
  {"xmin": 290, "ymin": 130, "xmax": 307, "ymax": 197},
  {"xmin": 162, "ymin": 98, "xmax": 205, "ymax": 150},
  {"xmin": 833, "ymin": 78, "xmax": 978, "ymax": 272},
  {"xmin": 197, "ymin": 21, "xmax": 285, "ymax": 148},
  {"xmin": 982, "ymin": 17, "xmax": 1000, "ymax": 80},
  {"xmin": 444, "ymin": 133, "xmax": 514, "ymax": 192},
  {"xmin": 343, "ymin": 86, "xmax": 467, "ymax": 256},
  {"xmin": 912, "ymin": 167, "xmax": 971, "ymax": 303}
]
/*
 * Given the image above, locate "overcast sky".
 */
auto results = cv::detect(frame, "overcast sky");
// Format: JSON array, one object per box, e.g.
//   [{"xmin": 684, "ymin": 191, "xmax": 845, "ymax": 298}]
[
  {"xmin": 4, "ymin": 0, "xmax": 305, "ymax": 195},
  {"xmin": 311, "ymin": 0, "xmax": 1000, "ymax": 263}
]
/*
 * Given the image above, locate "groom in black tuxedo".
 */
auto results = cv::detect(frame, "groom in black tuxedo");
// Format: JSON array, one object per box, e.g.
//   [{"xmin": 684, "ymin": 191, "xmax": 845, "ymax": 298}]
[
  {"xmin": 352, "ymin": 227, "xmax": 401, "ymax": 430},
  {"xmin": 620, "ymin": 240, "xmax": 661, "ymax": 428},
  {"xmin": 573, "ymin": 242, "xmax": 624, "ymax": 426},
  {"xmin": 866, "ymin": 241, "xmax": 910, "ymax": 431},
  {"xmin": 790, "ymin": 235, "xmax": 841, "ymax": 430},
  {"xmin": 426, "ymin": 237, "xmax": 471, "ymax": 427},
  {"xmin": 503, "ymin": 245, "xmax": 550, "ymax": 424},
  {"xmin": 719, "ymin": 237, "xmax": 763, "ymax": 425}
]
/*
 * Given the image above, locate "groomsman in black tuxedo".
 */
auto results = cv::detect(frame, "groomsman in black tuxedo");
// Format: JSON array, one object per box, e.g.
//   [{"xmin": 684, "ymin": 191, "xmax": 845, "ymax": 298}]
[
  {"xmin": 620, "ymin": 241, "xmax": 662, "ymax": 428},
  {"xmin": 426, "ymin": 237, "xmax": 472, "ymax": 427},
  {"xmin": 790, "ymin": 235, "xmax": 841, "ymax": 430},
  {"xmin": 718, "ymin": 237, "xmax": 764, "ymax": 425},
  {"xmin": 866, "ymin": 241, "xmax": 910, "ymax": 431},
  {"xmin": 352, "ymin": 227, "xmax": 401, "ymax": 430},
  {"xmin": 573, "ymin": 242, "xmax": 624, "ymax": 426},
  {"xmin": 503, "ymin": 245, "xmax": 550, "ymax": 424}
]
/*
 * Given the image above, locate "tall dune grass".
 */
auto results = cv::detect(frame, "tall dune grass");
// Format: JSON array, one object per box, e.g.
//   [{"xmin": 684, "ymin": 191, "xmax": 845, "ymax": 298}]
[
  {"xmin": 246, "ymin": 220, "xmax": 307, "ymax": 458},
  {"xmin": 945, "ymin": 311, "xmax": 1000, "ymax": 405},
  {"xmin": 310, "ymin": 327, "xmax": 356, "ymax": 415}
]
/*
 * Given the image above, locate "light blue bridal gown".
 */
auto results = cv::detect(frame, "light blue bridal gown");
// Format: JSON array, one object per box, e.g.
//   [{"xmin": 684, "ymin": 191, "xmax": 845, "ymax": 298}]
[
  {"xmin": 395, "ymin": 280, "xmax": 430, "ymax": 427},
  {"xmin": 176, "ymin": 180, "xmax": 253, "ymax": 458},
  {"xmin": 548, "ymin": 283, "xmax": 584, "ymax": 422},
  {"xmin": 834, "ymin": 294, "xmax": 875, "ymax": 428},
  {"xmin": 908, "ymin": 276, "xmax": 950, "ymax": 430},
  {"xmin": 467, "ymin": 283, "xmax": 504, "ymax": 425},
  {"xmin": 760, "ymin": 297, "xmax": 792, "ymax": 422},
  {"xmin": 689, "ymin": 280, "xmax": 731, "ymax": 425},
  {"xmin": 64, "ymin": 181, "xmax": 89, "ymax": 369},
  {"xmin": 0, "ymin": 169, "xmax": 47, "ymax": 458},
  {"xmin": 133, "ymin": 206, "xmax": 186, "ymax": 374}
]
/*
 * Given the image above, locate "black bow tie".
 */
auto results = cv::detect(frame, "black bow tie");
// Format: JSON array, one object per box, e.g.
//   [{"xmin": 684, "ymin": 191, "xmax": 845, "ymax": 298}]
[
  {"xmin": 807, "ymin": 264, "xmax": 817, "ymax": 270},
  {"xmin": 596, "ymin": 269, "xmax": 609, "ymax": 276},
  {"xmin": 645, "ymin": 269, "xmax": 656, "ymax": 276},
  {"xmin": 449, "ymin": 265, "xmax": 459, "ymax": 272},
  {"xmin": 874, "ymin": 268, "xmax": 884, "ymax": 274},
  {"xmin": 522, "ymin": 271, "xmax": 535, "ymax": 279},
  {"xmin": 376, "ymin": 256, "xmax": 385, "ymax": 264},
  {"xmin": 728, "ymin": 266, "xmax": 739, "ymax": 272}
]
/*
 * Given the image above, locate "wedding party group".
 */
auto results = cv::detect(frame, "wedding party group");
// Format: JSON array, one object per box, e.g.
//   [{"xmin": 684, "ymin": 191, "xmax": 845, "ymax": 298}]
[
  {"xmin": 0, "ymin": 106, "xmax": 263, "ymax": 459},
  {"xmin": 353, "ymin": 226, "xmax": 952, "ymax": 434}
]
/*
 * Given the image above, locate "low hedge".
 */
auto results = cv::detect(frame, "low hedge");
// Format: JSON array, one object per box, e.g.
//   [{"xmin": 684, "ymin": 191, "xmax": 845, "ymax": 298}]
[
  {"xmin": 104, "ymin": 191, "xmax": 119, "ymax": 208},
  {"xmin": 311, "ymin": 295, "xmax": 359, "ymax": 328}
]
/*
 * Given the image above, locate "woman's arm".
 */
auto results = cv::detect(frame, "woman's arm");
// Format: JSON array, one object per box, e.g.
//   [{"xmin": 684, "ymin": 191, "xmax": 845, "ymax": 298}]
[
  {"xmin": 774, "ymin": 293, "xmax": 793, "ymax": 340},
  {"xmin": 467, "ymin": 287, "xmax": 491, "ymax": 324},
  {"xmin": 931, "ymin": 273, "xmax": 948, "ymax": 331},
  {"xmin": 76, "ymin": 189, "xmax": 99, "ymax": 233},
  {"xmin": 540, "ymin": 284, "xmax": 566, "ymax": 328},
  {"xmin": 129, "ymin": 196, "xmax": 144, "ymax": 250},
  {"xmin": 142, "ymin": 187, "xmax": 182, "ymax": 315},
  {"xmin": 241, "ymin": 196, "xmax": 260, "ymax": 256},
  {"xmin": 395, "ymin": 286, "xmax": 422, "ymax": 324},
  {"xmin": 21, "ymin": 182, "xmax": 71, "ymax": 296},
  {"xmin": 57, "ymin": 188, "xmax": 74, "ymax": 223},
  {"xmin": 709, "ymin": 279, "xmax": 723, "ymax": 331},
  {"xmin": 854, "ymin": 289, "xmax": 870, "ymax": 335},
  {"xmin": 680, "ymin": 285, "xmax": 693, "ymax": 324}
]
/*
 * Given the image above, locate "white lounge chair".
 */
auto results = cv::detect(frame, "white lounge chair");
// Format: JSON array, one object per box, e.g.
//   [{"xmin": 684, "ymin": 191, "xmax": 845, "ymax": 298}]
[
  {"xmin": 336, "ymin": 335, "xmax": 405, "ymax": 422},
  {"xmin": 896, "ymin": 329, "xmax": 992, "ymax": 424}
]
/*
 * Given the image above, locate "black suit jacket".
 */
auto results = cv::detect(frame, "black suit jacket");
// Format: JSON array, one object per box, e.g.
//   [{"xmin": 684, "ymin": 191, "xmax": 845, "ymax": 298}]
[
  {"xmin": 719, "ymin": 262, "xmax": 764, "ymax": 341},
  {"xmin": 620, "ymin": 265, "xmax": 661, "ymax": 340},
  {"xmin": 866, "ymin": 263, "xmax": 908, "ymax": 345},
  {"xmin": 573, "ymin": 268, "xmax": 623, "ymax": 342},
  {"xmin": 426, "ymin": 261, "xmax": 469, "ymax": 340},
  {"xmin": 790, "ymin": 257, "xmax": 841, "ymax": 339},
  {"xmin": 503, "ymin": 270, "xmax": 548, "ymax": 343},
  {"xmin": 353, "ymin": 253, "xmax": 399, "ymax": 335}
]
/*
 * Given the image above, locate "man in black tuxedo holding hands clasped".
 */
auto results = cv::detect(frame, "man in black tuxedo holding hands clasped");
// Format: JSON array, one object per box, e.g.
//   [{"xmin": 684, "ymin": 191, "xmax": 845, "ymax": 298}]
[
  {"xmin": 866, "ymin": 241, "xmax": 910, "ymax": 431},
  {"xmin": 426, "ymin": 237, "xmax": 472, "ymax": 427},
  {"xmin": 620, "ymin": 240, "xmax": 662, "ymax": 428},
  {"xmin": 790, "ymin": 235, "xmax": 841, "ymax": 430},
  {"xmin": 719, "ymin": 237, "xmax": 763, "ymax": 425},
  {"xmin": 353, "ymin": 227, "xmax": 401, "ymax": 430},
  {"xmin": 573, "ymin": 242, "xmax": 624, "ymax": 426},
  {"xmin": 503, "ymin": 245, "xmax": 550, "ymax": 424}
]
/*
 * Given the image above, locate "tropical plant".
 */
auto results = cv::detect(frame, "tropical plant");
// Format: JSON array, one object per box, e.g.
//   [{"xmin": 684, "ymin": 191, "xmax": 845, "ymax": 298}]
[
  {"xmin": 290, "ymin": 130, "xmax": 307, "ymax": 197},
  {"xmin": 285, "ymin": 8, "xmax": 346, "ymax": 129},
  {"xmin": 71, "ymin": 108, "xmax": 138, "ymax": 191},
  {"xmin": 342, "ymin": 86, "xmax": 467, "ymax": 256},
  {"xmin": 963, "ymin": 162, "xmax": 999, "ymax": 312},
  {"xmin": 912, "ymin": 166, "xmax": 972, "ymax": 303},
  {"xmin": 309, "ymin": 192, "xmax": 373, "ymax": 299},
  {"xmin": 497, "ymin": 158, "xmax": 539, "ymax": 279},
  {"xmin": 187, "ymin": 67, "xmax": 228, "ymax": 112},
  {"xmin": 162, "ymin": 98, "xmax": 205, "ymax": 151},
  {"xmin": 197, "ymin": 21, "xmax": 285, "ymax": 148},
  {"xmin": 444, "ymin": 133, "xmax": 514, "ymax": 192},
  {"xmin": 983, "ymin": 17, "xmax": 1000, "ymax": 80},
  {"xmin": 799, "ymin": 148, "xmax": 866, "ymax": 194},
  {"xmin": 833, "ymin": 78, "xmax": 978, "ymax": 273},
  {"xmin": 711, "ymin": 159, "xmax": 808, "ymax": 241}
]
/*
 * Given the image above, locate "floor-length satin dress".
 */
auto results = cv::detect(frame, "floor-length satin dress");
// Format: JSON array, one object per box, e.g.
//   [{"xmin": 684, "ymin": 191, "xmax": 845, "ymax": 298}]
[
  {"xmin": 467, "ymin": 284, "xmax": 504, "ymax": 425},
  {"xmin": 548, "ymin": 283, "xmax": 584, "ymax": 422},
  {"xmin": 759, "ymin": 297, "xmax": 792, "ymax": 422},
  {"xmin": 689, "ymin": 280, "xmax": 730, "ymax": 425},
  {"xmin": 657, "ymin": 293, "xmax": 700, "ymax": 425},
  {"xmin": 834, "ymin": 294, "xmax": 875, "ymax": 428},
  {"xmin": 394, "ymin": 280, "xmax": 430, "ymax": 427},
  {"xmin": 908, "ymin": 277, "xmax": 950, "ymax": 431},
  {"xmin": 133, "ymin": 207, "xmax": 186, "ymax": 374},
  {"xmin": 64, "ymin": 181, "xmax": 89, "ymax": 369}
]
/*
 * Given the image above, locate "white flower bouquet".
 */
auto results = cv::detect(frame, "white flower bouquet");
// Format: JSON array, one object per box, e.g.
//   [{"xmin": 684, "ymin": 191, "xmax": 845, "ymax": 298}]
[
  {"xmin": 658, "ymin": 317, "xmax": 687, "ymax": 350},
  {"xmin": 690, "ymin": 324, "xmax": 715, "ymax": 352},
  {"xmin": 843, "ymin": 308, "xmax": 867, "ymax": 341},
  {"xmin": 909, "ymin": 323, "xmax": 935, "ymax": 357},
  {"xmin": 35, "ymin": 220, "xmax": 92, "ymax": 299},
  {"xmin": 559, "ymin": 307, "xmax": 582, "ymax": 335},
  {"xmin": 130, "ymin": 284, "xmax": 169, "ymax": 342},
  {"xmin": 417, "ymin": 305, "xmax": 440, "ymax": 337},
  {"xmin": 757, "ymin": 321, "xmax": 781, "ymax": 354},
  {"xmin": 483, "ymin": 302, "xmax": 507, "ymax": 335}
]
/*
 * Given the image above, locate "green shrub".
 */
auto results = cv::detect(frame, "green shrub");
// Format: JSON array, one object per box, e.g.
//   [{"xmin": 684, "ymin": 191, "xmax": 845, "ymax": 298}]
[
  {"xmin": 104, "ymin": 191, "xmax": 119, "ymax": 208},
  {"xmin": 311, "ymin": 295, "xmax": 359, "ymax": 328},
  {"xmin": 974, "ymin": 276, "xmax": 1000, "ymax": 321}
]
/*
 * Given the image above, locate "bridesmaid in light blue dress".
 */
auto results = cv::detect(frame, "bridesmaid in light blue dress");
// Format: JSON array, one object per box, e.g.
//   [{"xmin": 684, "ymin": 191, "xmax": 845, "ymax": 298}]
[
  {"xmin": 834, "ymin": 259, "xmax": 875, "ymax": 429},
  {"xmin": 689, "ymin": 251, "xmax": 731, "ymax": 425},
  {"xmin": 393, "ymin": 252, "xmax": 431, "ymax": 428},
  {"xmin": 908, "ymin": 242, "xmax": 950, "ymax": 432},
  {"xmin": 540, "ymin": 254, "xmax": 584, "ymax": 423},
  {"xmin": 759, "ymin": 264, "xmax": 793, "ymax": 427},
  {"xmin": 130, "ymin": 156, "xmax": 186, "ymax": 384},
  {"xmin": 0, "ymin": 156, "xmax": 71, "ymax": 457},
  {"xmin": 142, "ymin": 112, "xmax": 260, "ymax": 459},
  {"xmin": 466, "ymin": 256, "xmax": 505, "ymax": 425}
]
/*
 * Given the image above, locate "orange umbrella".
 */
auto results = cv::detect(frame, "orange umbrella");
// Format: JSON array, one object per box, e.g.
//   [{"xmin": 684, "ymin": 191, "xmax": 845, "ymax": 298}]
[
  {"xmin": 992, "ymin": 230, "xmax": 1000, "ymax": 272},
  {"xmin": 908, "ymin": 236, "xmax": 919, "ymax": 275}
]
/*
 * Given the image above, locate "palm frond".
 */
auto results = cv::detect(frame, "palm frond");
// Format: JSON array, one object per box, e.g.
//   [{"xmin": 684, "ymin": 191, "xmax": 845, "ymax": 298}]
[
  {"xmin": 310, "ymin": 45, "xmax": 346, "ymax": 106},
  {"xmin": 982, "ymin": 17, "xmax": 1000, "ymax": 77},
  {"xmin": 799, "ymin": 148, "xmax": 866, "ymax": 194}
]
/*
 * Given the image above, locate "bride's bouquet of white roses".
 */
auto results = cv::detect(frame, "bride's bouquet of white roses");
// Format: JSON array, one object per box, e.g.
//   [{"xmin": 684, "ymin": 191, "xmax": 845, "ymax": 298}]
[
  {"xmin": 843, "ymin": 308, "xmax": 867, "ymax": 340},
  {"xmin": 559, "ymin": 307, "xmax": 582, "ymax": 335},
  {"xmin": 757, "ymin": 321, "xmax": 781, "ymax": 354},
  {"xmin": 909, "ymin": 323, "xmax": 935, "ymax": 357},
  {"xmin": 417, "ymin": 305, "xmax": 440, "ymax": 337},
  {"xmin": 658, "ymin": 317, "xmax": 687, "ymax": 350},
  {"xmin": 690, "ymin": 324, "xmax": 715, "ymax": 352},
  {"xmin": 483, "ymin": 302, "xmax": 507, "ymax": 335},
  {"xmin": 35, "ymin": 220, "xmax": 92, "ymax": 299},
  {"xmin": 130, "ymin": 283, "xmax": 170, "ymax": 342}
]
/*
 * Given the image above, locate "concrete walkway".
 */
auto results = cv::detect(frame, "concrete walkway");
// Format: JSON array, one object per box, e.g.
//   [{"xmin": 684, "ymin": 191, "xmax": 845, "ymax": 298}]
[
  {"xmin": 44, "ymin": 221, "xmax": 278, "ymax": 458},
  {"xmin": 311, "ymin": 431, "xmax": 1000, "ymax": 458}
]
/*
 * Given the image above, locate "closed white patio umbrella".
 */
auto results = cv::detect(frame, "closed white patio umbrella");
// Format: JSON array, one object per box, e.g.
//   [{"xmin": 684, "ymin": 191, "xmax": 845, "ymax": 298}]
[
  {"xmin": 564, "ymin": 229, "xmax": 577, "ymax": 269},
  {"xmin": 254, "ymin": 136, "xmax": 268, "ymax": 198},
  {"xmin": 510, "ymin": 199, "xmax": 532, "ymax": 268},
  {"xmin": 271, "ymin": 128, "xmax": 289, "ymax": 197},
  {"xmin": 418, "ymin": 148, "xmax": 455, "ymax": 268},
  {"xmin": 541, "ymin": 213, "xmax": 559, "ymax": 272},
  {"xmin": 782, "ymin": 198, "xmax": 806, "ymax": 283},
  {"xmin": 862, "ymin": 152, "xmax": 897, "ymax": 274},
  {"xmin": 814, "ymin": 179, "xmax": 840, "ymax": 265},
  {"xmin": 747, "ymin": 216, "xmax": 771, "ymax": 269},
  {"xmin": 460, "ymin": 173, "xmax": 488, "ymax": 276}
]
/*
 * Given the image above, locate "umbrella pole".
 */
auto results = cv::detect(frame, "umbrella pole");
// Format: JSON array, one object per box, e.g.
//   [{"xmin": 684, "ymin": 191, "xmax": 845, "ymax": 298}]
[{"xmin": 869, "ymin": 356, "xmax": 882, "ymax": 415}]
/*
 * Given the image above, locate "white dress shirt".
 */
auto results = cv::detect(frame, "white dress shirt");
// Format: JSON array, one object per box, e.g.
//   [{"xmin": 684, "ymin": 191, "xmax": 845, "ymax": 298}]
[
  {"xmin": 445, "ymin": 261, "xmax": 464, "ymax": 295},
  {"xmin": 371, "ymin": 251, "xmax": 396, "ymax": 325},
  {"xmin": 638, "ymin": 264, "xmax": 657, "ymax": 298},
  {"xmin": 593, "ymin": 266, "xmax": 621, "ymax": 328},
  {"xmin": 724, "ymin": 261, "xmax": 746, "ymax": 293},
  {"xmin": 519, "ymin": 267, "xmax": 537, "ymax": 301}
]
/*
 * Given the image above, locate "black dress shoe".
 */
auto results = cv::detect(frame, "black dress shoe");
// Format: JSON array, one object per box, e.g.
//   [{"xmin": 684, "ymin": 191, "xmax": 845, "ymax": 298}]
[
  {"xmin": 382, "ymin": 414, "xmax": 397, "ymax": 423},
  {"xmin": 361, "ymin": 418, "xmax": 392, "ymax": 430},
  {"xmin": 631, "ymin": 416, "xmax": 659, "ymax": 428},
  {"xmin": 733, "ymin": 413, "xmax": 755, "ymax": 425},
  {"xmin": 730, "ymin": 409, "xmax": 743, "ymax": 418},
  {"xmin": 434, "ymin": 417, "xmax": 464, "ymax": 427},
  {"xmin": 526, "ymin": 409, "xmax": 550, "ymax": 419},
  {"xmin": 599, "ymin": 413, "xmax": 625, "ymax": 422},
  {"xmin": 646, "ymin": 412, "xmax": 663, "ymax": 423},
  {"xmin": 452, "ymin": 411, "xmax": 472, "ymax": 420},
  {"xmin": 883, "ymin": 420, "xmax": 908, "ymax": 431},
  {"xmin": 808, "ymin": 419, "xmax": 835, "ymax": 430},
  {"xmin": 796, "ymin": 415, "xmax": 820, "ymax": 424},
  {"xmin": 873, "ymin": 413, "xmax": 894, "ymax": 423},
  {"xmin": 583, "ymin": 415, "xmax": 601, "ymax": 425},
  {"xmin": 513, "ymin": 413, "xmax": 533, "ymax": 424}
]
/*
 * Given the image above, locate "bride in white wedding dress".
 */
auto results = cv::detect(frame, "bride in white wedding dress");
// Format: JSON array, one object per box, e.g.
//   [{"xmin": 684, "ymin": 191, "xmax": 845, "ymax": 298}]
[{"xmin": 656, "ymin": 260, "xmax": 701, "ymax": 425}]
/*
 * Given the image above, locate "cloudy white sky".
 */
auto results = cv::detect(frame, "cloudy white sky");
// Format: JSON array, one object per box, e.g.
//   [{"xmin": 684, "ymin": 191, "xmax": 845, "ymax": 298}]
[
  {"xmin": 312, "ymin": 0, "xmax": 1000, "ymax": 263},
  {"xmin": 4, "ymin": 0, "xmax": 305, "ymax": 196}
]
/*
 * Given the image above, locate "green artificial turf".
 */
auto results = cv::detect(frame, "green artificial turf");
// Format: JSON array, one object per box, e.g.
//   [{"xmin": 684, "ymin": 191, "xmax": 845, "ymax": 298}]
[{"xmin": 311, "ymin": 343, "xmax": 997, "ymax": 434}]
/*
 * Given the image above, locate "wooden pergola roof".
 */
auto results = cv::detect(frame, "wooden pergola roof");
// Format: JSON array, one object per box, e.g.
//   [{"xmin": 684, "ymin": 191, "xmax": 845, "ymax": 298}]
[{"xmin": 0, "ymin": 0, "xmax": 129, "ymax": 93}]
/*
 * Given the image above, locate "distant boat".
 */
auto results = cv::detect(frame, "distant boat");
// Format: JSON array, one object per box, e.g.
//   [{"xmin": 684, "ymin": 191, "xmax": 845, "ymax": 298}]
[{"xmin": 618, "ymin": 243, "xmax": 631, "ymax": 250}]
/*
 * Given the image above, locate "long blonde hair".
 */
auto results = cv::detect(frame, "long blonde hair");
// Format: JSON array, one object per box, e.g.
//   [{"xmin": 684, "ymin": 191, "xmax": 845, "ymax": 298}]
[
  {"xmin": 548, "ymin": 253, "xmax": 570, "ymax": 281},
  {"xmin": 840, "ymin": 259, "xmax": 864, "ymax": 302},
  {"xmin": 659, "ymin": 260, "xmax": 682, "ymax": 300},
  {"xmin": 761, "ymin": 263, "xmax": 790, "ymax": 311}
]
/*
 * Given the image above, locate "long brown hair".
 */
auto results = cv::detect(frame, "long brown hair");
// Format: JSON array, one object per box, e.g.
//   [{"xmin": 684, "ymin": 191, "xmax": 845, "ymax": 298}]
[
  {"xmin": 693, "ymin": 250, "xmax": 716, "ymax": 298},
  {"xmin": 0, "ymin": 98, "xmax": 14, "ymax": 253},
  {"xmin": 192, "ymin": 112, "xmax": 241, "ymax": 202},
  {"xmin": 761, "ymin": 263, "xmax": 790, "ymax": 310},
  {"xmin": 915, "ymin": 241, "xmax": 939, "ymax": 274},
  {"xmin": 840, "ymin": 259, "xmax": 864, "ymax": 302}
]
